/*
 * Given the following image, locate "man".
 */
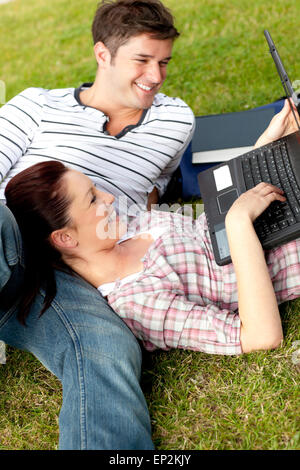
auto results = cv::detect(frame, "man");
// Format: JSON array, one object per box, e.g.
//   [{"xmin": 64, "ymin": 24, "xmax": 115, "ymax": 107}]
[
  {"xmin": 0, "ymin": 2, "xmax": 194, "ymax": 212},
  {"xmin": 0, "ymin": 0, "xmax": 194, "ymax": 450}
]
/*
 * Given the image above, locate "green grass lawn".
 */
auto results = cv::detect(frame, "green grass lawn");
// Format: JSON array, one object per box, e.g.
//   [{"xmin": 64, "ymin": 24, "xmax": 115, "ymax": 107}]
[{"xmin": 0, "ymin": 0, "xmax": 299, "ymax": 451}]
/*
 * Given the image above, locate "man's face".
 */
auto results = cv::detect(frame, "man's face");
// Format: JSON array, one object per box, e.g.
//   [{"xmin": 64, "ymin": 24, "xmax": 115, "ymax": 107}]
[{"xmin": 105, "ymin": 33, "xmax": 173, "ymax": 110}]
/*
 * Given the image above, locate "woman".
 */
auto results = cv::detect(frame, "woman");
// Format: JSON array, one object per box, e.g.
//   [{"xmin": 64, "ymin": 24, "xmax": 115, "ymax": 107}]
[{"xmin": 5, "ymin": 160, "xmax": 300, "ymax": 355}]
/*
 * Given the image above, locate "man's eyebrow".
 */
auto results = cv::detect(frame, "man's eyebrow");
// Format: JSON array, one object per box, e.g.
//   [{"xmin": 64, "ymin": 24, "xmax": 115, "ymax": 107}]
[{"xmin": 134, "ymin": 53, "xmax": 172, "ymax": 61}]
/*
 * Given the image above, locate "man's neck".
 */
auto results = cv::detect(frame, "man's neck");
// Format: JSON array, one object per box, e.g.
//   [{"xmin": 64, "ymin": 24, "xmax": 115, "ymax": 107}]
[{"xmin": 79, "ymin": 83, "xmax": 144, "ymax": 136}]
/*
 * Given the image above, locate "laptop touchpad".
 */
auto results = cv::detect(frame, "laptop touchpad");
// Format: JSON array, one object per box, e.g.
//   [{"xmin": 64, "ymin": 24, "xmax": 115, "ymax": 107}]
[{"xmin": 217, "ymin": 188, "xmax": 239, "ymax": 213}]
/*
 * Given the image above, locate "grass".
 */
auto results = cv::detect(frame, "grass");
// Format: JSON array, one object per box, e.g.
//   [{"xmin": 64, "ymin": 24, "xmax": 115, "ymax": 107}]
[
  {"xmin": 0, "ymin": 0, "xmax": 299, "ymax": 451},
  {"xmin": 142, "ymin": 304, "xmax": 300, "ymax": 450},
  {"xmin": 0, "ymin": 350, "xmax": 60, "ymax": 450}
]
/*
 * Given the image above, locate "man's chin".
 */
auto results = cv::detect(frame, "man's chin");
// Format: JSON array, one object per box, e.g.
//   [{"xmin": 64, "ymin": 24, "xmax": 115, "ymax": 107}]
[
  {"xmin": 138, "ymin": 95, "xmax": 156, "ymax": 110},
  {"xmin": 134, "ymin": 85, "xmax": 158, "ymax": 108}
]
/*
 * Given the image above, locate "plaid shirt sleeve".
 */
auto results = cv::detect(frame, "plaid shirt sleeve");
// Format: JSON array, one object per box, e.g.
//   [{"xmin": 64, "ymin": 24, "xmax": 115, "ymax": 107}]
[{"xmin": 108, "ymin": 287, "xmax": 242, "ymax": 355}]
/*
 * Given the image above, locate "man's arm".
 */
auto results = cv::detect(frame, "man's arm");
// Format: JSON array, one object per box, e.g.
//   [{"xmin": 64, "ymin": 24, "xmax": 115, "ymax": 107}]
[
  {"xmin": 147, "ymin": 111, "xmax": 196, "ymax": 208},
  {"xmin": 254, "ymin": 99, "xmax": 299, "ymax": 148},
  {"xmin": 147, "ymin": 186, "xmax": 159, "ymax": 209},
  {"xmin": 0, "ymin": 88, "xmax": 42, "ymax": 184}
]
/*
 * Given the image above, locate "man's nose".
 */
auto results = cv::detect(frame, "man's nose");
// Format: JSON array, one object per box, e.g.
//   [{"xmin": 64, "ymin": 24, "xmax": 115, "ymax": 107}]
[{"xmin": 147, "ymin": 62, "xmax": 162, "ymax": 84}]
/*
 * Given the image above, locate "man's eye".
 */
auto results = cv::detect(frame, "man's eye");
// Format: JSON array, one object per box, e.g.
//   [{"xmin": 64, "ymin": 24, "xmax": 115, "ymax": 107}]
[{"xmin": 91, "ymin": 194, "xmax": 97, "ymax": 204}]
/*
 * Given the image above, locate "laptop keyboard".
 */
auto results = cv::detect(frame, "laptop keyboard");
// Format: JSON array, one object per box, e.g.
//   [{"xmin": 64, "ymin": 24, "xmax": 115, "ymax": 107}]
[{"xmin": 241, "ymin": 142, "xmax": 300, "ymax": 240}]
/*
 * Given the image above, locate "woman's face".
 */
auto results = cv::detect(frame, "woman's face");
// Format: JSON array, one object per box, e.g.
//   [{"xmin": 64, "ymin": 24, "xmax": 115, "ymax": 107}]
[{"xmin": 62, "ymin": 170, "xmax": 122, "ymax": 252}]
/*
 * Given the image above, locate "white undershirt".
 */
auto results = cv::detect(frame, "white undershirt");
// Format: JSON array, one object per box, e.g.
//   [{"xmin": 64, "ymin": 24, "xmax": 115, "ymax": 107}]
[{"xmin": 98, "ymin": 226, "xmax": 166, "ymax": 296}]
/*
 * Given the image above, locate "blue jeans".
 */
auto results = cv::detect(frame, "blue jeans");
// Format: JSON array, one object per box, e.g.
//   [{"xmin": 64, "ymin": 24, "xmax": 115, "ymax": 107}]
[{"xmin": 0, "ymin": 203, "xmax": 154, "ymax": 450}]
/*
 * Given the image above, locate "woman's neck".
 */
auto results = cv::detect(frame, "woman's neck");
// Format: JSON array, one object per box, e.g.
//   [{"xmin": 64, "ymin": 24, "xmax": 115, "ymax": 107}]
[
  {"xmin": 63, "ymin": 234, "xmax": 154, "ymax": 288},
  {"xmin": 64, "ymin": 244, "xmax": 124, "ymax": 287}
]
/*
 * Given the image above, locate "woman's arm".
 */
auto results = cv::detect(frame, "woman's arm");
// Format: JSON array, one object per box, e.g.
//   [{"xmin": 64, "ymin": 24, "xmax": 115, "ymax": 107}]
[
  {"xmin": 225, "ymin": 183, "xmax": 286, "ymax": 353},
  {"xmin": 108, "ymin": 288, "xmax": 242, "ymax": 355}
]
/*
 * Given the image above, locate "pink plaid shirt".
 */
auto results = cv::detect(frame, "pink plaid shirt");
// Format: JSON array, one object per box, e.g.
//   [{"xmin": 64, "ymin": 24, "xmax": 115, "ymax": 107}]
[{"xmin": 99, "ymin": 210, "xmax": 300, "ymax": 355}]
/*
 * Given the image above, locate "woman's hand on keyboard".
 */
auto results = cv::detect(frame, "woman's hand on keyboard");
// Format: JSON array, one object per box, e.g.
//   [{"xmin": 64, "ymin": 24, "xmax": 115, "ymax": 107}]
[{"xmin": 226, "ymin": 182, "xmax": 286, "ymax": 225}]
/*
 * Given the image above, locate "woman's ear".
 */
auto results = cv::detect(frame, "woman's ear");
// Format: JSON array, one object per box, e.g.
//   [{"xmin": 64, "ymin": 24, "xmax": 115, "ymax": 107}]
[
  {"xmin": 94, "ymin": 41, "xmax": 112, "ymax": 68},
  {"xmin": 50, "ymin": 229, "xmax": 78, "ymax": 250}
]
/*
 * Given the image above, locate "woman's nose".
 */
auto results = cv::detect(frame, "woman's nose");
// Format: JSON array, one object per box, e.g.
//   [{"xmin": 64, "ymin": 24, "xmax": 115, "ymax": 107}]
[{"xmin": 97, "ymin": 189, "xmax": 115, "ymax": 205}]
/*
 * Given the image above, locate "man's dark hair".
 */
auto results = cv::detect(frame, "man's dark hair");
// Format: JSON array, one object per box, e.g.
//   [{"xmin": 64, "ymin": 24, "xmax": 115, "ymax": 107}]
[{"xmin": 92, "ymin": 0, "xmax": 180, "ymax": 58}]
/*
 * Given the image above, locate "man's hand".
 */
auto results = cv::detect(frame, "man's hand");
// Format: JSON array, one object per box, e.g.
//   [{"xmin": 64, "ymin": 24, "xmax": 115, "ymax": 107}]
[
  {"xmin": 147, "ymin": 186, "xmax": 159, "ymax": 210},
  {"xmin": 254, "ymin": 99, "xmax": 299, "ymax": 148}
]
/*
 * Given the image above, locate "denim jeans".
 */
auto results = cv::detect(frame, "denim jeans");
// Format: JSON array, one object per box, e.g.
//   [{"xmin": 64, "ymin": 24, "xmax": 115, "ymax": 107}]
[{"xmin": 0, "ymin": 203, "xmax": 154, "ymax": 450}]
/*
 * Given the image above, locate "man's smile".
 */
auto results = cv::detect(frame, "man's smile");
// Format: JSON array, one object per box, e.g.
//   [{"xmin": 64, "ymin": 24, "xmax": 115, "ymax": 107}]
[{"xmin": 135, "ymin": 82, "xmax": 157, "ymax": 92}]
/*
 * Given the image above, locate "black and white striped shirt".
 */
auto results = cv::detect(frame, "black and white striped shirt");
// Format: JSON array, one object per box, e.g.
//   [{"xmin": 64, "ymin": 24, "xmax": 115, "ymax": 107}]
[{"xmin": 0, "ymin": 85, "xmax": 195, "ymax": 209}]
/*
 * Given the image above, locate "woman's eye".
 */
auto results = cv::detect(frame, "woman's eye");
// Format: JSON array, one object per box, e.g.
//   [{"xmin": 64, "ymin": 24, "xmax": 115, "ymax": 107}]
[{"xmin": 91, "ymin": 194, "xmax": 97, "ymax": 204}]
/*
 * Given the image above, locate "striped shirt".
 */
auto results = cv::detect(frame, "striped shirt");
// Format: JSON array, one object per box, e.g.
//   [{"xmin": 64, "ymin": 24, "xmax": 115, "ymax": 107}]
[
  {"xmin": 99, "ymin": 210, "xmax": 300, "ymax": 355},
  {"xmin": 0, "ymin": 85, "xmax": 195, "ymax": 208}
]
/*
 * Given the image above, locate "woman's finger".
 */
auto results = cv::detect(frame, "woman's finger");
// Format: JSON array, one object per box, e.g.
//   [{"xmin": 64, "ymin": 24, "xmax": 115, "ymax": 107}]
[
  {"xmin": 253, "ymin": 182, "xmax": 284, "ymax": 196},
  {"xmin": 264, "ymin": 191, "xmax": 286, "ymax": 204}
]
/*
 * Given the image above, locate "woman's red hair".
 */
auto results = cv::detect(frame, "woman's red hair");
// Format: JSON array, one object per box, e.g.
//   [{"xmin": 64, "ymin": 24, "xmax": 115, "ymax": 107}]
[{"xmin": 5, "ymin": 161, "xmax": 73, "ymax": 324}]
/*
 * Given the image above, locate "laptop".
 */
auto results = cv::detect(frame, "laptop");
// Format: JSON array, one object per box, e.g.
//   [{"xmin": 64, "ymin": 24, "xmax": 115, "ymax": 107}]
[{"xmin": 198, "ymin": 30, "xmax": 300, "ymax": 266}]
